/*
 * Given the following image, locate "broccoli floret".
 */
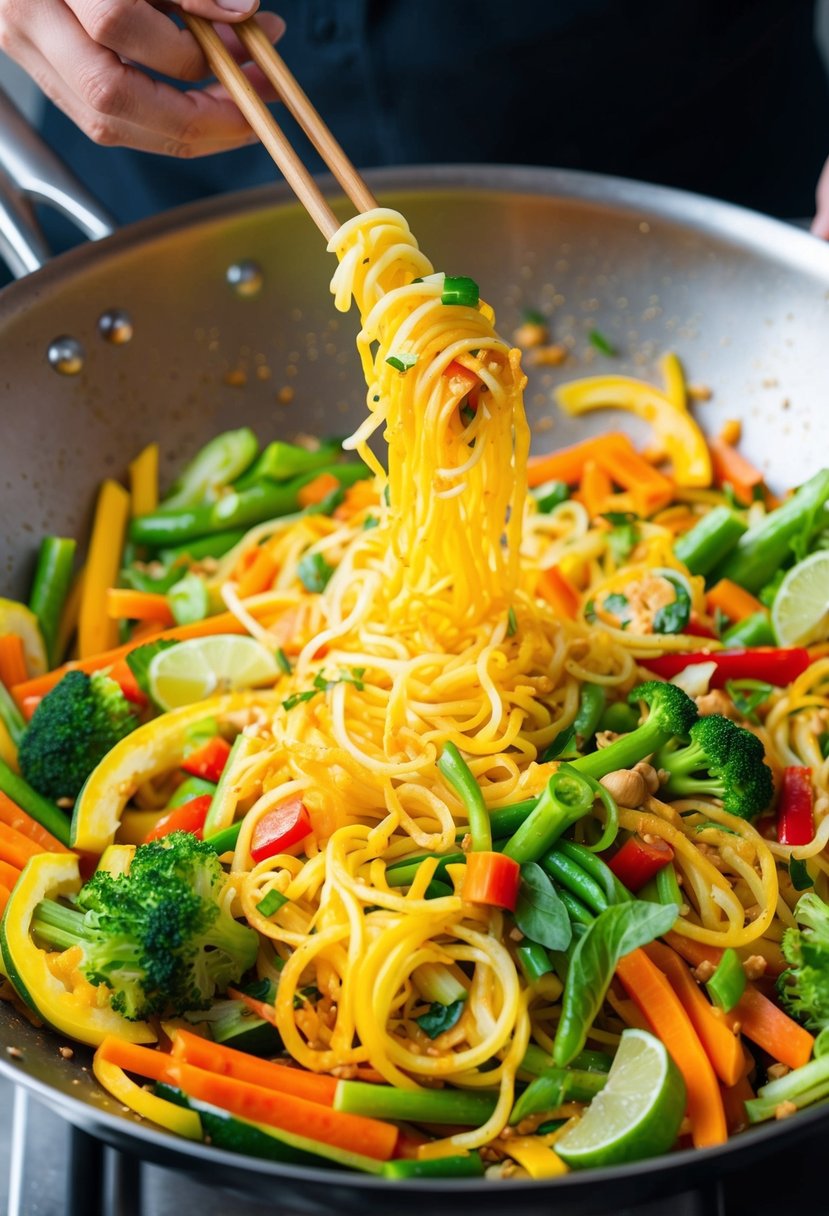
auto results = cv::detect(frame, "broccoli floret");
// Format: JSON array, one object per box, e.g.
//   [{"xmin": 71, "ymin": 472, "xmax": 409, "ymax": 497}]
[
  {"xmin": 778, "ymin": 893, "xmax": 829, "ymax": 1030},
  {"xmin": 18, "ymin": 669, "xmax": 138, "ymax": 801},
  {"xmin": 569, "ymin": 680, "xmax": 699, "ymax": 782},
  {"xmin": 31, "ymin": 831, "xmax": 258, "ymax": 1020},
  {"xmin": 653, "ymin": 714, "xmax": 773, "ymax": 820}
]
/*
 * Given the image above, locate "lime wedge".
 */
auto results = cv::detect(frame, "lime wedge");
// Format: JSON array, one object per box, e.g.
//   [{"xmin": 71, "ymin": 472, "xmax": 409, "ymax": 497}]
[
  {"xmin": 771, "ymin": 551, "xmax": 829, "ymax": 647},
  {"xmin": 148, "ymin": 635, "xmax": 279, "ymax": 711},
  {"xmin": 555, "ymin": 1028, "xmax": 686, "ymax": 1168},
  {"xmin": 0, "ymin": 597, "xmax": 47, "ymax": 676}
]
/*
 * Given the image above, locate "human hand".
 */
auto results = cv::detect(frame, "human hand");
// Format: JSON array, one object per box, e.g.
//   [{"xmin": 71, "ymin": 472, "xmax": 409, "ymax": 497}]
[
  {"xmin": 811, "ymin": 153, "xmax": 829, "ymax": 239},
  {"xmin": 0, "ymin": 0, "xmax": 285, "ymax": 157}
]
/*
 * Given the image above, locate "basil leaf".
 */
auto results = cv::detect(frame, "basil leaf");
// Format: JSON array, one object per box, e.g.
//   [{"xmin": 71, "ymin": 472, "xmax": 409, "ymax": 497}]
[
  {"xmin": 416, "ymin": 998, "xmax": 465, "ymax": 1039},
  {"xmin": 553, "ymin": 900, "xmax": 678, "ymax": 1066},
  {"xmin": 515, "ymin": 863, "xmax": 572, "ymax": 952},
  {"xmin": 539, "ymin": 725, "xmax": 576, "ymax": 763},
  {"xmin": 125, "ymin": 638, "xmax": 179, "ymax": 698},
  {"xmin": 790, "ymin": 857, "xmax": 814, "ymax": 892},
  {"xmin": 653, "ymin": 574, "xmax": 691, "ymax": 635},
  {"xmin": 297, "ymin": 551, "xmax": 334, "ymax": 593}
]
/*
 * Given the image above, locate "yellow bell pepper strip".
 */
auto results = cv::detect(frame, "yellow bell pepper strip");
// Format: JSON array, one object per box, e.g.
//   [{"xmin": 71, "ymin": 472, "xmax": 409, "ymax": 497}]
[
  {"xmin": 96, "ymin": 844, "xmax": 135, "ymax": 877},
  {"xmin": 78, "ymin": 480, "xmax": 131, "ymax": 659},
  {"xmin": 0, "ymin": 852, "xmax": 155, "ymax": 1046},
  {"xmin": 660, "ymin": 352, "xmax": 687, "ymax": 412},
  {"xmin": 128, "ymin": 443, "xmax": 159, "ymax": 518},
  {"xmin": 71, "ymin": 691, "xmax": 277, "ymax": 853},
  {"xmin": 93, "ymin": 1050, "xmax": 202, "ymax": 1140},
  {"xmin": 503, "ymin": 1135, "xmax": 570, "ymax": 1179},
  {"xmin": 556, "ymin": 375, "xmax": 712, "ymax": 488}
]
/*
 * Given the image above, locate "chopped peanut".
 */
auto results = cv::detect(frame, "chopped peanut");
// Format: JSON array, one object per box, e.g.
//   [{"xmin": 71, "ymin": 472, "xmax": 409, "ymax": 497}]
[{"xmin": 600, "ymin": 768, "xmax": 648, "ymax": 807}]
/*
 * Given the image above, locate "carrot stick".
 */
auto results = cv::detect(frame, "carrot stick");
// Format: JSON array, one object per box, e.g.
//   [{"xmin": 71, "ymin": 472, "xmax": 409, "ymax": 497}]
[
  {"xmin": 169, "ymin": 1027, "xmax": 337, "ymax": 1105},
  {"xmin": 705, "ymin": 579, "xmax": 763, "ymax": 624},
  {"xmin": 720, "ymin": 1071, "xmax": 754, "ymax": 1135},
  {"xmin": 527, "ymin": 432, "xmax": 635, "ymax": 488},
  {"xmin": 0, "ymin": 821, "xmax": 47, "ymax": 869},
  {"xmin": 227, "ymin": 985, "xmax": 279, "ymax": 1026},
  {"xmin": 709, "ymin": 437, "xmax": 764, "ymax": 506},
  {"xmin": 537, "ymin": 566, "xmax": 580, "ymax": 619},
  {"xmin": 11, "ymin": 608, "xmax": 273, "ymax": 707},
  {"xmin": 106, "ymin": 589, "xmax": 175, "ymax": 626},
  {"xmin": 644, "ymin": 941, "xmax": 743, "ymax": 1086},
  {"xmin": 0, "ymin": 635, "xmax": 29, "ymax": 690},
  {"xmin": 128, "ymin": 443, "xmax": 159, "ymax": 518},
  {"xmin": 664, "ymin": 931, "xmax": 723, "ymax": 970},
  {"xmin": 78, "ymin": 480, "xmax": 131, "ymax": 659},
  {"xmin": 594, "ymin": 442, "xmax": 675, "ymax": 516},
  {"xmin": 0, "ymin": 790, "xmax": 72, "ymax": 853},
  {"xmin": 98, "ymin": 1037, "xmax": 173, "ymax": 1083},
  {"xmin": 167, "ymin": 1059, "xmax": 397, "ymax": 1159},
  {"xmin": 616, "ymin": 948, "xmax": 727, "ymax": 1148},
  {"xmin": 0, "ymin": 859, "xmax": 21, "ymax": 889},
  {"xmin": 716, "ymin": 984, "xmax": 814, "ymax": 1071},
  {"xmin": 578, "ymin": 460, "xmax": 613, "ymax": 519},
  {"xmin": 333, "ymin": 479, "xmax": 379, "ymax": 521},
  {"xmin": 235, "ymin": 548, "xmax": 278, "ymax": 599},
  {"xmin": 297, "ymin": 472, "xmax": 341, "ymax": 509}
]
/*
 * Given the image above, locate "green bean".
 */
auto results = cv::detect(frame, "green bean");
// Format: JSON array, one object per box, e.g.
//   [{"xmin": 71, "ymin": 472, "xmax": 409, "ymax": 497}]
[
  {"xmin": 158, "ymin": 529, "xmax": 247, "ymax": 565},
  {"xmin": 385, "ymin": 851, "xmax": 465, "ymax": 887},
  {"xmin": 234, "ymin": 439, "xmax": 342, "ymax": 490},
  {"xmin": 130, "ymin": 463, "xmax": 370, "ymax": 546},
  {"xmin": 489, "ymin": 798, "xmax": 537, "ymax": 839},
  {"xmin": 438, "ymin": 742, "xmax": 491, "ymax": 852},
  {"xmin": 672, "ymin": 505, "xmax": 747, "ymax": 577},
  {"xmin": 558, "ymin": 887, "xmax": 594, "ymax": 927},
  {"xmin": 721, "ymin": 610, "xmax": 775, "ymax": 648},
  {"xmin": 556, "ymin": 839, "xmax": 632, "ymax": 904},
  {"xmin": 656, "ymin": 861, "xmax": 683, "ymax": 907},
  {"xmin": 28, "ymin": 537, "xmax": 76, "ymax": 668},
  {"xmin": 573, "ymin": 683, "xmax": 606, "ymax": 746},
  {"xmin": 334, "ymin": 1080, "xmax": 498, "ymax": 1125},
  {"xmin": 540, "ymin": 850, "xmax": 609, "ymax": 915},
  {"xmin": 515, "ymin": 940, "xmax": 554, "ymax": 984}
]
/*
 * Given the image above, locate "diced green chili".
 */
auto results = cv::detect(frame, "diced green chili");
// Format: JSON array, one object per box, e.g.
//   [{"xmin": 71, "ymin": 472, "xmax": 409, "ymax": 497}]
[
  {"xmin": 706, "ymin": 947, "xmax": 746, "ymax": 1012},
  {"xmin": 441, "ymin": 276, "xmax": 480, "ymax": 308}
]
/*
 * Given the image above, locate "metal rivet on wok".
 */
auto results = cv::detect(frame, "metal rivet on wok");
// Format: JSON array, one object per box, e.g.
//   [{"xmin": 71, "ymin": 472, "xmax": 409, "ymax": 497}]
[
  {"xmin": 227, "ymin": 260, "xmax": 264, "ymax": 297},
  {"xmin": 98, "ymin": 309, "xmax": 134, "ymax": 345},
  {"xmin": 47, "ymin": 337, "xmax": 85, "ymax": 376}
]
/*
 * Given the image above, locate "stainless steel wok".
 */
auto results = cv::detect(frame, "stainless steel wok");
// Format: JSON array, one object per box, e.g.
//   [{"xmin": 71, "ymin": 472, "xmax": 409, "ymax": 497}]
[{"xmin": 1, "ymin": 90, "xmax": 829, "ymax": 1215}]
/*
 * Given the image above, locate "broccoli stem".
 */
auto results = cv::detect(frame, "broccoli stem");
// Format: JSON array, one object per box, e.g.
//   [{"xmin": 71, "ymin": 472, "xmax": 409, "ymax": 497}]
[
  {"xmin": 31, "ymin": 898, "xmax": 89, "ymax": 951},
  {"xmin": 713, "ymin": 469, "xmax": 829, "ymax": 593},
  {"xmin": 673, "ymin": 506, "xmax": 748, "ymax": 577},
  {"xmin": 130, "ymin": 463, "xmax": 370, "ymax": 547},
  {"xmin": 567, "ymin": 714, "xmax": 675, "ymax": 782}
]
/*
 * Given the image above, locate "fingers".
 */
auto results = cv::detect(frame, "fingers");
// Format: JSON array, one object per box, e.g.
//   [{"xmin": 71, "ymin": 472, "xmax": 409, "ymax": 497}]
[
  {"xmin": 3, "ymin": 2, "xmax": 282, "ymax": 156},
  {"xmin": 171, "ymin": 0, "xmax": 260, "ymax": 20},
  {"xmin": 811, "ymin": 157, "xmax": 829, "ymax": 240}
]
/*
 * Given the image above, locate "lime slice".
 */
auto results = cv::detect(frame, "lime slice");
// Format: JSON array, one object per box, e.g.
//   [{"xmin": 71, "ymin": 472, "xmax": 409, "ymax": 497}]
[
  {"xmin": 555, "ymin": 1028, "xmax": 686, "ymax": 1168},
  {"xmin": 771, "ymin": 551, "xmax": 829, "ymax": 647},
  {"xmin": 148, "ymin": 635, "xmax": 279, "ymax": 711},
  {"xmin": 0, "ymin": 597, "xmax": 47, "ymax": 676}
]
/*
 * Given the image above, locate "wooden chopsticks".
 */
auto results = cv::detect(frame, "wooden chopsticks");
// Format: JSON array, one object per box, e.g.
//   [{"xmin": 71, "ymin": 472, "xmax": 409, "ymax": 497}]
[{"xmin": 184, "ymin": 15, "xmax": 378, "ymax": 241}]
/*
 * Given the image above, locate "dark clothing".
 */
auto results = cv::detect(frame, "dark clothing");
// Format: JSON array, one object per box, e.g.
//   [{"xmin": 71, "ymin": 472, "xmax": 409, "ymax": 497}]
[{"xmin": 41, "ymin": 0, "xmax": 829, "ymax": 226}]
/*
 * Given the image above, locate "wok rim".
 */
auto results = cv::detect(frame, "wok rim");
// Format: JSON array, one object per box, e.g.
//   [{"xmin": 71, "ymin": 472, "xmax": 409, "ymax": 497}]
[{"xmin": 2, "ymin": 163, "xmax": 829, "ymax": 1195}]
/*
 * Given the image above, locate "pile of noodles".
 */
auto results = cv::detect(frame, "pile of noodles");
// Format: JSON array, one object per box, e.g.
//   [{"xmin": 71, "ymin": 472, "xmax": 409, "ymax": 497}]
[{"xmin": 196, "ymin": 209, "xmax": 810, "ymax": 1151}]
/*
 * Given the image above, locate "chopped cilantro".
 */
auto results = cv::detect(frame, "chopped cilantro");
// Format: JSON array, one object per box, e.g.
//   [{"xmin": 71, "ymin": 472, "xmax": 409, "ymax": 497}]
[
  {"xmin": 507, "ymin": 606, "xmax": 518, "ymax": 637},
  {"xmin": 297, "ymin": 551, "xmax": 334, "ymax": 593},
  {"xmin": 588, "ymin": 328, "xmax": 617, "ymax": 357}
]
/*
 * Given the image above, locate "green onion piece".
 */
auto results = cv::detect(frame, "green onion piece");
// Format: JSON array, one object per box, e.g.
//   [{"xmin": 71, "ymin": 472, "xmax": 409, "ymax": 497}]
[
  {"xmin": 507, "ymin": 606, "xmax": 518, "ymax": 637},
  {"xmin": 441, "ymin": 276, "xmax": 480, "ymax": 308},
  {"xmin": 413, "ymin": 962, "xmax": 467, "ymax": 1006},
  {"xmin": 168, "ymin": 573, "xmax": 209, "ymax": 625},
  {"xmin": 204, "ymin": 820, "xmax": 242, "ymax": 855},
  {"xmin": 257, "ymin": 888, "xmax": 288, "ymax": 917},
  {"xmin": 385, "ymin": 353, "xmax": 418, "ymax": 373},
  {"xmin": 275, "ymin": 648, "xmax": 292, "ymax": 675},
  {"xmin": 334, "ymin": 1080, "xmax": 497, "ymax": 1125},
  {"xmin": 0, "ymin": 678, "xmax": 27, "ymax": 747},
  {"xmin": 533, "ymin": 480, "xmax": 570, "ymax": 514},
  {"xmin": 437, "ymin": 742, "xmax": 491, "ymax": 852},
  {"xmin": 588, "ymin": 328, "xmax": 617, "ymax": 357},
  {"xmin": 706, "ymin": 947, "xmax": 746, "ymax": 1012},
  {"xmin": 28, "ymin": 537, "xmax": 77, "ymax": 668},
  {"xmin": 516, "ymin": 940, "xmax": 554, "ymax": 985}
]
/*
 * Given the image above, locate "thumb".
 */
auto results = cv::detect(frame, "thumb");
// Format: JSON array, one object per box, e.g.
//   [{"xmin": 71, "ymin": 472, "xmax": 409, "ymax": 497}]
[
  {"xmin": 811, "ymin": 156, "xmax": 829, "ymax": 240},
  {"xmin": 171, "ymin": 0, "xmax": 262, "ymax": 21}
]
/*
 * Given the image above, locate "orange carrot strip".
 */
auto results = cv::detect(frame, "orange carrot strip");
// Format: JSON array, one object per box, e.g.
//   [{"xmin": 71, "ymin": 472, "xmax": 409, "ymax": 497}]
[
  {"xmin": 11, "ymin": 609, "xmax": 273, "ymax": 707},
  {"xmin": 594, "ymin": 442, "xmax": 675, "ymax": 516},
  {"xmin": 709, "ymin": 437, "xmax": 764, "ymax": 506},
  {"xmin": 0, "ymin": 859, "xmax": 21, "ymax": 889},
  {"xmin": 169, "ymin": 1027, "xmax": 337, "ymax": 1105},
  {"xmin": 0, "ymin": 790, "xmax": 72, "ymax": 854},
  {"xmin": 0, "ymin": 821, "xmax": 47, "ymax": 869},
  {"xmin": 235, "ymin": 548, "xmax": 279, "ymax": 600},
  {"xmin": 616, "ymin": 948, "xmax": 727, "ymax": 1148},
  {"xmin": 578, "ymin": 460, "xmax": 613, "ymax": 519},
  {"xmin": 645, "ymin": 941, "xmax": 743, "ymax": 1086},
  {"xmin": 705, "ymin": 579, "xmax": 763, "ymax": 624},
  {"xmin": 333, "ymin": 479, "xmax": 379, "ymax": 521},
  {"xmin": 167, "ymin": 1058, "xmax": 397, "ymax": 1160},
  {"xmin": 106, "ymin": 589, "xmax": 175, "ymax": 626},
  {"xmin": 297, "ymin": 472, "xmax": 341, "ymax": 509},
  {"xmin": 720, "ymin": 1071, "xmax": 754, "ymax": 1135},
  {"xmin": 716, "ymin": 984, "xmax": 814, "ymax": 1071},
  {"xmin": 227, "ymin": 985, "xmax": 279, "ymax": 1025},
  {"xmin": 0, "ymin": 635, "xmax": 29, "ymax": 690},
  {"xmin": 98, "ymin": 1037, "xmax": 173, "ymax": 1083},
  {"xmin": 527, "ymin": 432, "xmax": 635, "ymax": 488},
  {"xmin": 664, "ymin": 931, "xmax": 723, "ymax": 970},
  {"xmin": 538, "ymin": 566, "xmax": 580, "ymax": 619}
]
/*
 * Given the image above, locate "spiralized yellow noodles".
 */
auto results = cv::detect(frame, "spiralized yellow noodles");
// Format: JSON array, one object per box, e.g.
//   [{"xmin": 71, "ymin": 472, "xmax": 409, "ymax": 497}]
[{"xmin": 208, "ymin": 208, "xmax": 799, "ymax": 1153}]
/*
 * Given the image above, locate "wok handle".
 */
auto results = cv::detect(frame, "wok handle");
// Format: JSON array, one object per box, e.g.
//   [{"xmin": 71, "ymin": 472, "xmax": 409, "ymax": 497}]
[{"xmin": 0, "ymin": 86, "xmax": 114, "ymax": 278}]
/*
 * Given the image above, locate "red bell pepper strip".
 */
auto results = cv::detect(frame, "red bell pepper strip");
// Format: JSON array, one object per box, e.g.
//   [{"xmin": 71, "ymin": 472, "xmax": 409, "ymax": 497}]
[
  {"xmin": 181, "ymin": 734, "xmax": 232, "ymax": 784},
  {"xmin": 684, "ymin": 616, "xmax": 719, "ymax": 641},
  {"xmin": 777, "ymin": 766, "xmax": 814, "ymax": 846},
  {"xmin": 250, "ymin": 796, "xmax": 313, "ymax": 863},
  {"xmin": 638, "ymin": 647, "xmax": 810, "ymax": 688},
  {"xmin": 607, "ymin": 834, "xmax": 673, "ymax": 892},
  {"xmin": 462, "ymin": 850, "xmax": 520, "ymax": 911},
  {"xmin": 144, "ymin": 794, "xmax": 212, "ymax": 842}
]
